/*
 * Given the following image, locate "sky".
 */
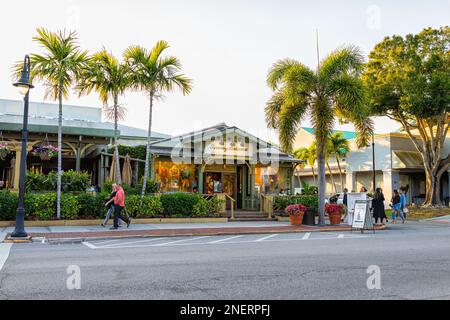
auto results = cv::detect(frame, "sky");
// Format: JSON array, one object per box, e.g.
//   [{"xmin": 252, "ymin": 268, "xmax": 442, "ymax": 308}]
[{"xmin": 1, "ymin": 0, "xmax": 449, "ymax": 143}]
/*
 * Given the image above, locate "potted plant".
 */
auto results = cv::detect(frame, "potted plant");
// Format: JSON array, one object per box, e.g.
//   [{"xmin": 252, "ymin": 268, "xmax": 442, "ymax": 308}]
[
  {"xmin": 285, "ymin": 204, "xmax": 307, "ymax": 226},
  {"xmin": 33, "ymin": 144, "xmax": 58, "ymax": 160},
  {"xmin": 325, "ymin": 203, "xmax": 343, "ymax": 225},
  {"xmin": 0, "ymin": 142, "xmax": 10, "ymax": 160}
]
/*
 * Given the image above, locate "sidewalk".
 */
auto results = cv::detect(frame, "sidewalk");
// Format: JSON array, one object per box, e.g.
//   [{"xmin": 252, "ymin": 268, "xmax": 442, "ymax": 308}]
[
  {"xmin": 423, "ymin": 215, "xmax": 450, "ymax": 224},
  {"xmin": 2, "ymin": 221, "xmax": 387, "ymax": 242}
]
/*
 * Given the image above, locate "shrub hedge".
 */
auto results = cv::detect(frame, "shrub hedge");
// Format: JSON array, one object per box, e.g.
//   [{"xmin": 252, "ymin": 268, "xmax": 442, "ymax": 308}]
[
  {"xmin": 0, "ymin": 191, "xmax": 222, "ymax": 221},
  {"xmin": 273, "ymin": 195, "xmax": 319, "ymax": 213}
]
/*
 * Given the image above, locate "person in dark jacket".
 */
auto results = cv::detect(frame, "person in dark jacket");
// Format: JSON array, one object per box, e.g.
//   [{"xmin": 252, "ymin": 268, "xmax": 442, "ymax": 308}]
[
  {"xmin": 372, "ymin": 188, "xmax": 386, "ymax": 225},
  {"xmin": 391, "ymin": 190, "xmax": 405, "ymax": 224}
]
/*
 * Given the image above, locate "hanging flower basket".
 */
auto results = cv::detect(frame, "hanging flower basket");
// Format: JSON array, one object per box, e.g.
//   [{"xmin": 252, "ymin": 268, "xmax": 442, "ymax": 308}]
[
  {"xmin": 0, "ymin": 142, "xmax": 11, "ymax": 160},
  {"xmin": 33, "ymin": 144, "xmax": 58, "ymax": 161}
]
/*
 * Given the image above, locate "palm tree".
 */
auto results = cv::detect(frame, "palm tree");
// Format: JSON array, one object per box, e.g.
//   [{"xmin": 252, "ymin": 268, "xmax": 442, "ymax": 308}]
[
  {"xmin": 313, "ymin": 140, "xmax": 338, "ymax": 194},
  {"xmin": 14, "ymin": 28, "xmax": 89, "ymax": 219},
  {"xmin": 307, "ymin": 143, "xmax": 317, "ymax": 186},
  {"xmin": 265, "ymin": 46, "xmax": 373, "ymax": 225},
  {"xmin": 77, "ymin": 49, "xmax": 130, "ymax": 184},
  {"xmin": 329, "ymin": 132, "xmax": 350, "ymax": 192},
  {"xmin": 124, "ymin": 41, "xmax": 192, "ymax": 197},
  {"xmin": 293, "ymin": 148, "xmax": 308, "ymax": 188}
]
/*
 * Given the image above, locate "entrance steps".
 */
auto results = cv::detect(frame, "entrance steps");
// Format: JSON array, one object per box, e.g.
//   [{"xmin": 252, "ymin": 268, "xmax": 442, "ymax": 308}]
[{"xmin": 225, "ymin": 211, "xmax": 277, "ymax": 222}]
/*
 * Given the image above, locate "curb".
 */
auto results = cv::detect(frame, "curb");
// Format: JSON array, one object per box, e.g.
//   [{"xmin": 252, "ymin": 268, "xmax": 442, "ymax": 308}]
[{"xmin": 38, "ymin": 225, "xmax": 387, "ymax": 244}]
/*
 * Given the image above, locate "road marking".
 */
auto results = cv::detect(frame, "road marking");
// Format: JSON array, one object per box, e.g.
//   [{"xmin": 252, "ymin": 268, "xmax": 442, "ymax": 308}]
[
  {"xmin": 103, "ymin": 238, "xmax": 168, "ymax": 247},
  {"xmin": 81, "ymin": 233, "xmax": 370, "ymax": 250},
  {"xmin": 0, "ymin": 243, "xmax": 13, "ymax": 272},
  {"xmin": 208, "ymin": 235, "xmax": 243, "ymax": 244},
  {"xmin": 93, "ymin": 239, "xmax": 122, "ymax": 245},
  {"xmin": 82, "ymin": 242, "xmax": 98, "ymax": 249},
  {"xmin": 302, "ymin": 232, "xmax": 311, "ymax": 240},
  {"xmin": 255, "ymin": 234, "xmax": 278, "ymax": 242},
  {"xmin": 153, "ymin": 236, "xmax": 211, "ymax": 246}
]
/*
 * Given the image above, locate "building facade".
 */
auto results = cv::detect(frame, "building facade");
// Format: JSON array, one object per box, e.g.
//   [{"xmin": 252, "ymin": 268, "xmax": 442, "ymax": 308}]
[{"xmin": 293, "ymin": 127, "xmax": 450, "ymax": 207}]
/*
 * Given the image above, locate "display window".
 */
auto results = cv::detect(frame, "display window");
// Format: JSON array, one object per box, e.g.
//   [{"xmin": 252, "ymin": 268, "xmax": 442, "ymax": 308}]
[
  {"xmin": 155, "ymin": 161, "xmax": 196, "ymax": 193},
  {"xmin": 255, "ymin": 166, "xmax": 289, "ymax": 194}
]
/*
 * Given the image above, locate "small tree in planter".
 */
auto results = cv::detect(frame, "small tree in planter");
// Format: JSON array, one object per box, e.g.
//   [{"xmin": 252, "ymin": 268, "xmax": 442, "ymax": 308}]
[
  {"xmin": 285, "ymin": 204, "xmax": 307, "ymax": 226},
  {"xmin": 0, "ymin": 142, "xmax": 11, "ymax": 160},
  {"xmin": 325, "ymin": 203, "xmax": 343, "ymax": 225},
  {"xmin": 33, "ymin": 144, "xmax": 58, "ymax": 160}
]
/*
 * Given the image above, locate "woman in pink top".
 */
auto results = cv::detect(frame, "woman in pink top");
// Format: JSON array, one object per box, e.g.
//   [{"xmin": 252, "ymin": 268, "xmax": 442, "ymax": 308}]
[{"xmin": 112, "ymin": 184, "xmax": 131, "ymax": 230}]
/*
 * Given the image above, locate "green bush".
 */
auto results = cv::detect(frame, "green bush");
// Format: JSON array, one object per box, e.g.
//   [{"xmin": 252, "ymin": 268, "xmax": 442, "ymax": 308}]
[
  {"xmin": 192, "ymin": 198, "xmax": 209, "ymax": 217},
  {"xmin": 60, "ymin": 194, "xmax": 81, "ymax": 220},
  {"xmin": 273, "ymin": 195, "xmax": 319, "ymax": 213},
  {"xmin": 28, "ymin": 193, "xmax": 56, "ymax": 220},
  {"xmin": 0, "ymin": 191, "xmax": 18, "ymax": 220},
  {"xmin": 160, "ymin": 193, "xmax": 203, "ymax": 216},
  {"xmin": 125, "ymin": 195, "xmax": 163, "ymax": 218}
]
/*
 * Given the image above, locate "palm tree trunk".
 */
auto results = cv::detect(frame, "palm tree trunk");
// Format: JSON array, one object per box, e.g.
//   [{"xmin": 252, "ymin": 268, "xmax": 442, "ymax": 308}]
[
  {"xmin": 317, "ymin": 146, "xmax": 326, "ymax": 226},
  {"xmin": 326, "ymin": 161, "xmax": 337, "ymax": 193},
  {"xmin": 336, "ymin": 156, "xmax": 344, "ymax": 192},
  {"xmin": 56, "ymin": 87, "xmax": 63, "ymax": 219},
  {"xmin": 311, "ymin": 165, "xmax": 317, "ymax": 186},
  {"xmin": 295, "ymin": 166, "xmax": 302, "ymax": 190},
  {"xmin": 113, "ymin": 94, "xmax": 122, "ymax": 185},
  {"xmin": 141, "ymin": 91, "xmax": 154, "ymax": 198}
]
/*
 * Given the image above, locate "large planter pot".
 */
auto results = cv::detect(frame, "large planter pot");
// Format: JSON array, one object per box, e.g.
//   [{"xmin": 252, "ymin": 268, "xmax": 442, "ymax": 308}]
[
  {"xmin": 290, "ymin": 213, "xmax": 305, "ymax": 226},
  {"xmin": 328, "ymin": 213, "xmax": 341, "ymax": 225}
]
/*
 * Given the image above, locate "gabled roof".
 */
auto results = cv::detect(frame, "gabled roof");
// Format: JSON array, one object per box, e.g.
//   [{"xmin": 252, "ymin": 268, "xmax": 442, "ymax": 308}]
[
  {"xmin": 301, "ymin": 127, "xmax": 357, "ymax": 140},
  {"xmin": 149, "ymin": 123, "xmax": 300, "ymax": 163}
]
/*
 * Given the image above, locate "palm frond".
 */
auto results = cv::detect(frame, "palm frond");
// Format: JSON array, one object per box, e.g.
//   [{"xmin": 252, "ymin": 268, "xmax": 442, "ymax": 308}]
[{"xmin": 319, "ymin": 45, "xmax": 365, "ymax": 82}]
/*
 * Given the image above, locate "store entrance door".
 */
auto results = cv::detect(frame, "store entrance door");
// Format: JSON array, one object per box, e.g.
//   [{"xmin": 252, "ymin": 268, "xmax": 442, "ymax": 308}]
[{"xmin": 222, "ymin": 173, "xmax": 236, "ymax": 210}]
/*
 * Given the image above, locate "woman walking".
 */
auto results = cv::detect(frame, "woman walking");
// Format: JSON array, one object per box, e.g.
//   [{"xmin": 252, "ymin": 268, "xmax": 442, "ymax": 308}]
[
  {"xmin": 101, "ymin": 184, "xmax": 121, "ymax": 227},
  {"xmin": 391, "ymin": 190, "xmax": 405, "ymax": 224},
  {"xmin": 372, "ymin": 188, "xmax": 386, "ymax": 225}
]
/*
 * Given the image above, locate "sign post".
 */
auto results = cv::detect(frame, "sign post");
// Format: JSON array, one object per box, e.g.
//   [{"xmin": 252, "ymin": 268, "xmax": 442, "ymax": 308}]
[{"xmin": 351, "ymin": 200, "xmax": 375, "ymax": 234}]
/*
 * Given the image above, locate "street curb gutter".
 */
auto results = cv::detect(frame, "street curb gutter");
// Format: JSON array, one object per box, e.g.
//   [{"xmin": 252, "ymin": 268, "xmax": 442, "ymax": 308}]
[{"xmin": 42, "ymin": 225, "xmax": 387, "ymax": 244}]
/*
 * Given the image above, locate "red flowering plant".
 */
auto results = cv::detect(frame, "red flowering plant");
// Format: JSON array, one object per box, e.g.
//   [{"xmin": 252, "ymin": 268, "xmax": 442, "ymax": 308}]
[
  {"xmin": 325, "ymin": 204, "xmax": 343, "ymax": 216},
  {"xmin": 285, "ymin": 204, "xmax": 307, "ymax": 216}
]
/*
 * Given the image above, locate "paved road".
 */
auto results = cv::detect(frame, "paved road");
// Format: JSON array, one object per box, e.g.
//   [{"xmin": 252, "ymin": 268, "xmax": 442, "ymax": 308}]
[{"xmin": 1, "ymin": 221, "xmax": 450, "ymax": 300}]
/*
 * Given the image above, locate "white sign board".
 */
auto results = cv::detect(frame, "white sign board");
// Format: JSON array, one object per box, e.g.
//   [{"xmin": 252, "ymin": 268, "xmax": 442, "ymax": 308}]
[
  {"xmin": 346, "ymin": 193, "xmax": 367, "ymax": 226},
  {"xmin": 352, "ymin": 201, "xmax": 368, "ymax": 229}
]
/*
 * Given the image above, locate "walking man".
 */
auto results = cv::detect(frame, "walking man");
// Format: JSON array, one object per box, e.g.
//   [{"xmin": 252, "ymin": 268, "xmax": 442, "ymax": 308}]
[{"xmin": 111, "ymin": 184, "xmax": 131, "ymax": 230}]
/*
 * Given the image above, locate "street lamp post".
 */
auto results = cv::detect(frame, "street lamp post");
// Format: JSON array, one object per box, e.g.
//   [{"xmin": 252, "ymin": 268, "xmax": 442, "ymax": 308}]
[
  {"xmin": 372, "ymin": 132, "xmax": 376, "ymax": 193},
  {"xmin": 11, "ymin": 55, "xmax": 34, "ymax": 239}
]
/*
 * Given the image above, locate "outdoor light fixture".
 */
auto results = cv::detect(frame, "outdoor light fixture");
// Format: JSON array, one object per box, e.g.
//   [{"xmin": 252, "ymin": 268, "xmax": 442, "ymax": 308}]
[
  {"xmin": 13, "ymin": 55, "xmax": 34, "ymax": 95},
  {"xmin": 10, "ymin": 55, "xmax": 33, "ymax": 239}
]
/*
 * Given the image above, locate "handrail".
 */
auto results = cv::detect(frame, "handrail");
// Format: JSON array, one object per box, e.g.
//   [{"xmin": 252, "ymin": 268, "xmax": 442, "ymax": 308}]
[{"xmin": 223, "ymin": 193, "xmax": 236, "ymax": 220}]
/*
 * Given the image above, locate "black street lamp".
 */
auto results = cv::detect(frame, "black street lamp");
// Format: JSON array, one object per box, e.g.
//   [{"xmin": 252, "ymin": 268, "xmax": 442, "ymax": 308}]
[
  {"xmin": 372, "ymin": 132, "xmax": 376, "ymax": 194},
  {"xmin": 11, "ymin": 55, "xmax": 34, "ymax": 239}
]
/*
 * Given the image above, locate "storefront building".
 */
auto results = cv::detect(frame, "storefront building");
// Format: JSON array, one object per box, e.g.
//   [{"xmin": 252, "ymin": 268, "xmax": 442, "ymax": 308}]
[{"xmin": 148, "ymin": 123, "xmax": 300, "ymax": 210}]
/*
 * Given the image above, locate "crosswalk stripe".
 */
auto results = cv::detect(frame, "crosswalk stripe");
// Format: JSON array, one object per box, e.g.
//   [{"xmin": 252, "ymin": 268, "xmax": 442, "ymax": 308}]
[
  {"xmin": 255, "ymin": 234, "xmax": 278, "ymax": 242},
  {"xmin": 208, "ymin": 235, "xmax": 243, "ymax": 244}
]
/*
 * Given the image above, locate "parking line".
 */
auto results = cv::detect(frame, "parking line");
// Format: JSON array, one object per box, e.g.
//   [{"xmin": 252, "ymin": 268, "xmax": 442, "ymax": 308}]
[
  {"xmin": 302, "ymin": 232, "xmax": 311, "ymax": 240},
  {"xmin": 337, "ymin": 234, "xmax": 345, "ymax": 239},
  {"xmin": 82, "ymin": 242, "xmax": 98, "ymax": 249},
  {"xmin": 208, "ymin": 235, "xmax": 243, "ymax": 244},
  {"xmin": 255, "ymin": 234, "xmax": 278, "ymax": 242},
  {"xmin": 93, "ymin": 239, "xmax": 122, "ymax": 246},
  {"xmin": 0, "ymin": 243, "xmax": 13, "ymax": 273},
  {"xmin": 153, "ymin": 236, "xmax": 211, "ymax": 246},
  {"xmin": 103, "ymin": 238, "xmax": 168, "ymax": 247}
]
